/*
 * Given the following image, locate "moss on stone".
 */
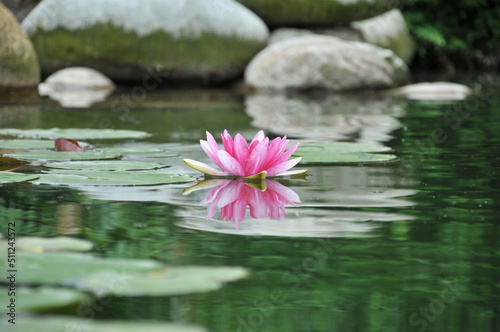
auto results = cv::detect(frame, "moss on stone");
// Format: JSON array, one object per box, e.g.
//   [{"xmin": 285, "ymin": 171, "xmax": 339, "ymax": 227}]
[
  {"xmin": 31, "ymin": 24, "xmax": 266, "ymax": 83},
  {"xmin": 238, "ymin": 0, "xmax": 407, "ymax": 26}
]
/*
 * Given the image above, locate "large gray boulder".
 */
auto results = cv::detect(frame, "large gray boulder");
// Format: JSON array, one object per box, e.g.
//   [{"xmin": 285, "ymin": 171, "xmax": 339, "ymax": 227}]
[
  {"xmin": 237, "ymin": 0, "xmax": 406, "ymax": 26},
  {"xmin": 268, "ymin": 9, "xmax": 414, "ymax": 65},
  {"xmin": 245, "ymin": 35, "xmax": 409, "ymax": 91},
  {"xmin": 0, "ymin": 2, "xmax": 40, "ymax": 88},
  {"xmin": 22, "ymin": 0, "xmax": 269, "ymax": 83}
]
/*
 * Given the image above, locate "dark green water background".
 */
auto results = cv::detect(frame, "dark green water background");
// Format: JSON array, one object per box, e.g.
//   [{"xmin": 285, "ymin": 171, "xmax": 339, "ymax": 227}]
[{"xmin": 1, "ymin": 78, "xmax": 499, "ymax": 331}]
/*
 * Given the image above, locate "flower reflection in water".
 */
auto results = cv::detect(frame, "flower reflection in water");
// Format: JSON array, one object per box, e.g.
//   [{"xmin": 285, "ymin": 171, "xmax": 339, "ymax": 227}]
[{"xmin": 184, "ymin": 179, "xmax": 301, "ymax": 229}]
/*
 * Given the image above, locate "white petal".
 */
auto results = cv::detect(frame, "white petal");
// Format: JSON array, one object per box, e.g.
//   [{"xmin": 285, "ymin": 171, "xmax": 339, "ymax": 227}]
[{"xmin": 183, "ymin": 159, "xmax": 229, "ymax": 176}]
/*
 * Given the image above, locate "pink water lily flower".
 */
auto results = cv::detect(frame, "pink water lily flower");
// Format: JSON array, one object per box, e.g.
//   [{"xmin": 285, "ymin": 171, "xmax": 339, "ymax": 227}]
[{"xmin": 183, "ymin": 130, "xmax": 307, "ymax": 179}]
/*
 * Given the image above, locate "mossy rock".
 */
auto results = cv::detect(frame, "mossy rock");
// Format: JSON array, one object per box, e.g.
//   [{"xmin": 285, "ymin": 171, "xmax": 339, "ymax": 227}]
[
  {"xmin": 0, "ymin": 2, "xmax": 40, "ymax": 88},
  {"xmin": 237, "ymin": 0, "xmax": 407, "ymax": 27},
  {"xmin": 22, "ymin": 0, "xmax": 269, "ymax": 84}
]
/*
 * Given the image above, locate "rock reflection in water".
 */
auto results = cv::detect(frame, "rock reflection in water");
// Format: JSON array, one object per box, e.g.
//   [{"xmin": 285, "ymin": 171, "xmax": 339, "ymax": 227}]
[{"xmin": 245, "ymin": 93, "xmax": 405, "ymax": 144}]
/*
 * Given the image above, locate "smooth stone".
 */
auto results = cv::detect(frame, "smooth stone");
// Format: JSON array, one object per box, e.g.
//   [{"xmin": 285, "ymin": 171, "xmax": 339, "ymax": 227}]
[
  {"xmin": 383, "ymin": 82, "xmax": 473, "ymax": 101},
  {"xmin": 237, "ymin": 0, "xmax": 407, "ymax": 26},
  {"xmin": 38, "ymin": 67, "xmax": 115, "ymax": 108},
  {"xmin": 245, "ymin": 35, "xmax": 409, "ymax": 91},
  {"xmin": 245, "ymin": 93, "xmax": 405, "ymax": 144},
  {"xmin": 0, "ymin": 2, "xmax": 40, "ymax": 88},
  {"xmin": 352, "ymin": 9, "xmax": 414, "ymax": 64},
  {"xmin": 22, "ymin": 0, "xmax": 269, "ymax": 84}
]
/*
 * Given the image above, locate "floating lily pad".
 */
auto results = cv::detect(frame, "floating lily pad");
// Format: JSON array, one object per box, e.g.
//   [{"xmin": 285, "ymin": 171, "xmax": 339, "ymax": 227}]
[
  {"xmin": 33, "ymin": 172, "xmax": 195, "ymax": 186},
  {"xmin": 44, "ymin": 161, "xmax": 169, "ymax": 171},
  {"xmin": 95, "ymin": 147, "xmax": 176, "ymax": 158},
  {"xmin": 80, "ymin": 265, "xmax": 249, "ymax": 297},
  {"xmin": 296, "ymin": 142, "xmax": 392, "ymax": 154},
  {"xmin": 0, "ymin": 139, "xmax": 90, "ymax": 150},
  {"xmin": 5, "ymin": 151, "xmax": 121, "ymax": 161},
  {"xmin": 0, "ymin": 172, "xmax": 39, "ymax": 184},
  {"xmin": 0, "ymin": 252, "xmax": 248, "ymax": 297},
  {"xmin": 0, "ymin": 316, "xmax": 207, "ymax": 332},
  {"xmin": 0, "ymin": 287, "xmax": 85, "ymax": 312},
  {"xmin": 293, "ymin": 142, "xmax": 396, "ymax": 164},
  {"xmin": 0, "ymin": 236, "xmax": 93, "ymax": 253},
  {"xmin": 0, "ymin": 128, "xmax": 150, "ymax": 140},
  {"xmin": 296, "ymin": 153, "xmax": 398, "ymax": 164}
]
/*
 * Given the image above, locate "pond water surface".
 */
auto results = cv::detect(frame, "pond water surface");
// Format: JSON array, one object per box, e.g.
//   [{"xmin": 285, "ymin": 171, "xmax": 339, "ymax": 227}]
[{"xmin": 1, "ymin": 78, "xmax": 499, "ymax": 331}]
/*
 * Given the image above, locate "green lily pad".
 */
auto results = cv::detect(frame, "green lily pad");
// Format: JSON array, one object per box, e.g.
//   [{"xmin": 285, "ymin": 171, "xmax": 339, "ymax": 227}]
[
  {"xmin": 0, "ymin": 287, "xmax": 85, "ymax": 312},
  {"xmin": 33, "ymin": 172, "xmax": 195, "ymax": 186},
  {"xmin": 293, "ymin": 142, "xmax": 396, "ymax": 164},
  {"xmin": 5, "ymin": 151, "xmax": 121, "ymax": 161},
  {"xmin": 296, "ymin": 153, "xmax": 398, "ymax": 164},
  {"xmin": 95, "ymin": 147, "xmax": 178, "ymax": 158},
  {"xmin": 1, "ymin": 252, "xmax": 163, "ymax": 286},
  {"xmin": 0, "ymin": 139, "xmax": 90, "ymax": 150},
  {"xmin": 296, "ymin": 142, "xmax": 392, "ymax": 154},
  {"xmin": 0, "ymin": 236, "xmax": 93, "ymax": 253},
  {"xmin": 0, "ymin": 252, "xmax": 248, "ymax": 297},
  {"xmin": 0, "ymin": 172, "xmax": 39, "ymax": 184},
  {"xmin": 0, "ymin": 128, "xmax": 150, "ymax": 140},
  {"xmin": 44, "ymin": 161, "xmax": 169, "ymax": 171},
  {"xmin": 0, "ymin": 316, "xmax": 207, "ymax": 332}
]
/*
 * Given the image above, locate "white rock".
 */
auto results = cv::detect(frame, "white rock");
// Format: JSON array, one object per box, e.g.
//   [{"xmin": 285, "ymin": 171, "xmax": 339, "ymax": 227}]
[
  {"xmin": 384, "ymin": 82, "xmax": 473, "ymax": 101},
  {"xmin": 38, "ymin": 67, "xmax": 115, "ymax": 107},
  {"xmin": 245, "ymin": 35, "xmax": 409, "ymax": 91}
]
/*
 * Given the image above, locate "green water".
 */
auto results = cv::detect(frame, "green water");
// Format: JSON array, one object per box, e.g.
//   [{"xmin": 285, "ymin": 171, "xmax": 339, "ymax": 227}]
[{"xmin": 1, "ymin": 80, "xmax": 499, "ymax": 331}]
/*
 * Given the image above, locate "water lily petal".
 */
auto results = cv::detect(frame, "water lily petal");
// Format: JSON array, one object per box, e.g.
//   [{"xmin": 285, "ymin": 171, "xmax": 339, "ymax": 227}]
[
  {"xmin": 233, "ymin": 199, "xmax": 247, "ymax": 229},
  {"xmin": 217, "ymin": 179, "xmax": 244, "ymax": 207},
  {"xmin": 233, "ymin": 134, "xmax": 249, "ymax": 166},
  {"xmin": 221, "ymin": 129, "xmax": 234, "ymax": 156},
  {"xmin": 200, "ymin": 140, "xmax": 224, "ymax": 169},
  {"xmin": 266, "ymin": 157, "xmax": 302, "ymax": 176},
  {"xmin": 245, "ymin": 140, "xmax": 268, "ymax": 176},
  {"xmin": 200, "ymin": 180, "xmax": 232, "ymax": 204},
  {"xmin": 218, "ymin": 150, "xmax": 245, "ymax": 176},
  {"xmin": 206, "ymin": 131, "xmax": 221, "ymax": 155},
  {"xmin": 266, "ymin": 180, "xmax": 301, "ymax": 203},
  {"xmin": 183, "ymin": 159, "xmax": 229, "ymax": 176},
  {"xmin": 273, "ymin": 143, "xmax": 299, "ymax": 165},
  {"xmin": 183, "ymin": 179, "xmax": 229, "ymax": 195},
  {"xmin": 251, "ymin": 130, "xmax": 266, "ymax": 145}
]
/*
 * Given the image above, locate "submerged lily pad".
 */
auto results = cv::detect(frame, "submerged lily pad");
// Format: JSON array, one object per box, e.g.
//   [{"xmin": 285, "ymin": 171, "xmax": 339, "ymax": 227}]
[
  {"xmin": 0, "ymin": 139, "xmax": 90, "ymax": 150},
  {"xmin": 293, "ymin": 142, "xmax": 396, "ymax": 164},
  {"xmin": 0, "ymin": 252, "xmax": 248, "ymax": 297},
  {"xmin": 95, "ymin": 147, "xmax": 177, "ymax": 158},
  {"xmin": 0, "ymin": 172, "xmax": 39, "ymax": 184},
  {"xmin": 5, "ymin": 151, "xmax": 121, "ymax": 161},
  {"xmin": 33, "ymin": 172, "xmax": 194, "ymax": 186},
  {"xmin": 2, "ymin": 252, "xmax": 162, "ymax": 286},
  {"xmin": 44, "ymin": 161, "xmax": 169, "ymax": 171},
  {"xmin": 0, "ymin": 128, "xmax": 150, "ymax": 140},
  {"xmin": 80, "ymin": 265, "xmax": 249, "ymax": 297},
  {"xmin": 0, "ymin": 236, "xmax": 93, "ymax": 253},
  {"xmin": 0, "ymin": 287, "xmax": 85, "ymax": 312},
  {"xmin": 0, "ymin": 316, "xmax": 207, "ymax": 332}
]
